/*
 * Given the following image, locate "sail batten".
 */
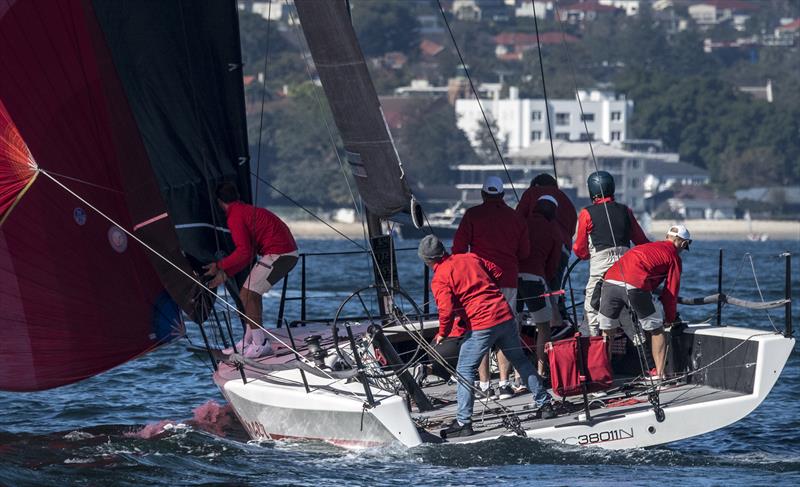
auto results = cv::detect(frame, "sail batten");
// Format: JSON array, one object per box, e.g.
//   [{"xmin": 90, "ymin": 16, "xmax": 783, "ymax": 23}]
[{"xmin": 293, "ymin": 0, "xmax": 414, "ymax": 219}]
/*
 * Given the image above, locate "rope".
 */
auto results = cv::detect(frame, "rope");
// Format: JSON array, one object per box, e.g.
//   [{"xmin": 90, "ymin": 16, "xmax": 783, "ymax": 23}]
[
  {"xmin": 436, "ymin": 0, "xmax": 518, "ymax": 203},
  {"xmin": 38, "ymin": 169, "xmax": 362, "ymax": 394}
]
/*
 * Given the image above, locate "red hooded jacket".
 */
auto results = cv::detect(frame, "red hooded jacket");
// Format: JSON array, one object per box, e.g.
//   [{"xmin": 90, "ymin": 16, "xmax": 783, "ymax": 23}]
[
  {"xmin": 519, "ymin": 212, "xmax": 563, "ymax": 281},
  {"xmin": 516, "ymin": 185, "xmax": 577, "ymax": 249}
]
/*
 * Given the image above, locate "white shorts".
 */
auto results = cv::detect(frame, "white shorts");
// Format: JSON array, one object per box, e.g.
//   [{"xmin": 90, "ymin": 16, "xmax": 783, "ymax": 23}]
[{"xmin": 243, "ymin": 250, "xmax": 299, "ymax": 295}]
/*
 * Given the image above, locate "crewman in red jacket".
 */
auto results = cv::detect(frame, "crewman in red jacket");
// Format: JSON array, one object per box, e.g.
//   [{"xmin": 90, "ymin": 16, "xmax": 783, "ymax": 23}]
[
  {"xmin": 597, "ymin": 225, "xmax": 691, "ymax": 378},
  {"xmin": 573, "ymin": 171, "xmax": 649, "ymax": 336},
  {"xmin": 516, "ymin": 173, "xmax": 577, "ymax": 300},
  {"xmin": 204, "ymin": 182, "xmax": 298, "ymax": 358},
  {"xmin": 419, "ymin": 235, "xmax": 552, "ymax": 439},
  {"xmin": 452, "ymin": 176, "xmax": 529, "ymax": 399},
  {"xmin": 517, "ymin": 195, "xmax": 563, "ymax": 376}
]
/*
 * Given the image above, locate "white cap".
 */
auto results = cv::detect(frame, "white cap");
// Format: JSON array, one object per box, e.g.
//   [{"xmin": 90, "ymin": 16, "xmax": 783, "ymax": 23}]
[
  {"xmin": 537, "ymin": 195, "xmax": 558, "ymax": 207},
  {"xmin": 482, "ymin": 176, "xmax": 504, "ymax": 195},
  {"xmin": 667, "ymin": 224, "xmax": 691, "ymax": 241}
]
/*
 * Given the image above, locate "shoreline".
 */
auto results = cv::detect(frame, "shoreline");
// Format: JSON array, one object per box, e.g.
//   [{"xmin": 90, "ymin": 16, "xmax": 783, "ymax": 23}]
[{"xmin": 286, "ymin": 219, "xmax": 800, "ymax": 240}]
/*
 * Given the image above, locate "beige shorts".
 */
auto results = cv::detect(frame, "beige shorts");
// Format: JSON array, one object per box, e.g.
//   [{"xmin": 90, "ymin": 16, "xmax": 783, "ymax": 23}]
[{"xmin": 243, "ymin": 250, "xmax": 299, "ymax": 295}]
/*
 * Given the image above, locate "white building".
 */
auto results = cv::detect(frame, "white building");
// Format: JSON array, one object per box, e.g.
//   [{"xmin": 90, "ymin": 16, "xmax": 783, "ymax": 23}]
[
  {"xmin": 598, "ymin": 0, "xmax": 640, "ymax": 16},
  {"xmin": 688, "ymin": 1, "xmax": 756, "ymax": 32},
  {"xmin": 238, "ymin": 1, "xmax": 291, "ymax": 21},
  {"xmin": 513, "ymin": 1, "xmax": 552, "ymax": 19},
  {"xmin": 455, "ymin": 88, "xmax": 633, "ymax": 151}
]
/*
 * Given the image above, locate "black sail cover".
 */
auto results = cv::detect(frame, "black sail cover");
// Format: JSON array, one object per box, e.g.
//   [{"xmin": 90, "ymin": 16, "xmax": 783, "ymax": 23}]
[
  {"xmin": 293, "ymin": 0, "xmax": 415, "ymax": 219},
  {"xmin": 91, "ymin": 0, "xmax": 252, "ymax": 273}
]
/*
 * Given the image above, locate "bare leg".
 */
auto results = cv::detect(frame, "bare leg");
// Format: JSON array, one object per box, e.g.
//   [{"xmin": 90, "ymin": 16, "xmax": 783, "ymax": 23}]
[
  {"xmin": 602, "ymin": 328, "xmax": 614, "ymax": 361},
  {"xmin": 650, "ymin": 328, "xmax": 667, "ymax": 377},
  {"xmin": 240, "ymin": 288, "xmax": 263, "ymax": 330},
  {"xmin": 478, "ymin": 354, "xmax": 491, "ymax": 384},
  {"xmin": 535, "ymin": 321, "xmax": 551, "ymax": 376},
  {"xmin": 497, "ymin": 350, "xmax": 512, "ymax": 383}
]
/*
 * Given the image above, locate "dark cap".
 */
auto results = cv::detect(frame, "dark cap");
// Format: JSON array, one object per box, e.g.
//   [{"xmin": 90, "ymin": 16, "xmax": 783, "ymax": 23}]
[{"xmin": 418, "ymin": 235, "xmax": 446, "ymax": 263}]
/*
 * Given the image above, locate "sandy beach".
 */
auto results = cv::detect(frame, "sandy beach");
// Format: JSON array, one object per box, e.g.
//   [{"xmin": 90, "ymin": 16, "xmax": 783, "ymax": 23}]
[{"xmin": 286, "ymin": 218, "xmax": 800, "ymax": 241}]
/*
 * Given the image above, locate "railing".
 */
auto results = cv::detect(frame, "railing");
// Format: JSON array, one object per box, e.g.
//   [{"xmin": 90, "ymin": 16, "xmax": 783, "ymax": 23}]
[{"xmin": 274, "ymin": 247, "xmax": 431, "ymax": 328}]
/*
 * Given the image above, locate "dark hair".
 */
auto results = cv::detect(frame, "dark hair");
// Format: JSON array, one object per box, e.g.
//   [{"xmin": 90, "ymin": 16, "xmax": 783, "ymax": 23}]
[
  {"xmin": 215, "ymin": 182, "xmax": 240, "ymax": 203},
  {"xmin": 531, "ymin": 173, "xmax": 557, "ymax": 187}
]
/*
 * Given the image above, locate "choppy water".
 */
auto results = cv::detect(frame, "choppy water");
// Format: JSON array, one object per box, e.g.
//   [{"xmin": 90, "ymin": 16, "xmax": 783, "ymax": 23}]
[{"xmin": 1, "ymin": 238, "xmax": 798, "ymax": 486}]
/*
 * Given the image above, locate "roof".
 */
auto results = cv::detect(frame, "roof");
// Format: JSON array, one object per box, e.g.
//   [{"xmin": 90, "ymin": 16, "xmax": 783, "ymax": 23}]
[
  {"xmin": 558, "ymin": 1, "xmax": 619, "ymax": 13},
  {"xmin": 691, "ymin": 0, "xmax": 759, "ymax": 12},
  {"xmin": 420, "ymin": 39, "xmax": 445, "ymax": 57},
  {"xmin": 669, "ymin": 186, "xmax": 736, "ymax": 205},
  {"xmin": 777, "ymin": 19, "xmax": 800, "ymax": 31},
  {"xmin": 494, "ymin": 32, "xmax": 578, "ymax": 46},
  {"xmin": 643, "ymin": 160, "xmax": 709, "ymax": 178},
  {"xmin": 243, "ymin": 75, "xmax": 256, "ymax": 86},
  {"xmin": 509, "ymin": 141, "xmax": 681, "ymax": 162}
]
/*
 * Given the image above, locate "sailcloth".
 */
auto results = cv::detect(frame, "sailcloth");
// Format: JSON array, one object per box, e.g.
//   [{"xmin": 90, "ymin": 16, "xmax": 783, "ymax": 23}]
[
  {"xmin": 0, "ymin": 0, "xmax": 249, "ymax": 391},
  {"xmin": 294, "ymin": 0, "xmax": 415, "ymax": 219}
]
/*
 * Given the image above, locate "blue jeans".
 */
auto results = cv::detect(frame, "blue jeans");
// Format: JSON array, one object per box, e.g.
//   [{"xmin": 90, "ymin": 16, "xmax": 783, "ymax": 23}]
[{"xmin": 456, "ymin": 318, "xmax": 550, "ymax": 424}]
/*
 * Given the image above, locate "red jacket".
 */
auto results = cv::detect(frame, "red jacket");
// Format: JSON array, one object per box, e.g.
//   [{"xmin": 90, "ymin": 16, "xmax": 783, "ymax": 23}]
[
  {"xmin": 519, "ymin": 212, "xmax": 563, "ymax": 281},
  {"xmin": 604, "ymin": 240, "xmax": 682, "ymax": 322},
  {"xmin": 452, "ymin": 199, "xmax": 529, "ymax": 288},
  {"xmin": 431, "ymin": 253, "xmax": 514, "ymax": 338},
  {"xmin": 573, "ymin": 196, "xmax": 649, "ymax": 260},
  {"xmin": 217, "ymin": 201, "xmax": 297, "ymax": 276},
  {"xmin": 516, "ymin": 185, "xmax": 577, "ymax": 249}
]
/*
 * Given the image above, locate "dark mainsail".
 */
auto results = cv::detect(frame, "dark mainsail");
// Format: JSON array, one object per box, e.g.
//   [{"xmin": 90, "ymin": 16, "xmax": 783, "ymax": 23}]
[
  {"xmin": 0, "ymin": 0, "xmax": 249, "ymax": 391},
  {"xmin": 293, "ymin": 0, "xmax": 417, "ymax": 220}
]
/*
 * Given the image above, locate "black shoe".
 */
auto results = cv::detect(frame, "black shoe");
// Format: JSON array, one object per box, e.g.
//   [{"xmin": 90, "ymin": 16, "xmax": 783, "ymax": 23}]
[
  {"xmin": 412, "ymin": 363, "xmax": 428, "ymax": 386},
  {"xmin": 535, "ymin": 402, "xmax": 556, "ymax": 420},
  {"xmin": 441, "ymin": 419, "xmax": 474, "ymax": 439},
  {"xmin": 478, "ymin": 387, "xmax": 495, "ymax": 400},
  {"xmin": 497, "ymin": 385, "xmax": 514, "ymax": 400}
]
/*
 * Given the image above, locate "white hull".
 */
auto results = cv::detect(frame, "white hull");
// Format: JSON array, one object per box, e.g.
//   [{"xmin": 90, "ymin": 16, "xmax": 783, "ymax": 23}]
[{"xmin": 214, "ymin": 325, "xmax": 794, "ymax": 450}]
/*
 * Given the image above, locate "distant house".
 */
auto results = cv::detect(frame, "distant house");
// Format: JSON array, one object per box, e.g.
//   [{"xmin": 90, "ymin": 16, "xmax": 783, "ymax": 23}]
[
  {"xmin": 687, "ymin": 0, "xmax": 759, "ymax": 31},
  {"xmin": 513, "ymin": 1, "xmax": 553, "ymax": 19},
  {"xmin": 493, "ymin": 31, "xmax": 578, "ymax": 60},
  {"xmin": 642, "ymin": 160, "xmax": 709, "ymax": 199},
  {"xmin": 598, "ymin": 0, "xmax": 641, "ymax": 16},
  {"xmin": 735, "ymin": 186, "xmax": 800, "ymax": 215},
  {"xmin": 738, "ymin": 79, "xmax": 773, "ymax": 103},
  {"xmin": 452, "ymin": 0, "xmax": 483, "ymax": 21},
  {"xmin": 664, "ymin": 186, "xmax": 736, "ymax": 220},
  {"xmin": 381, "ymin": 52, "xmax": 408, "ymax": 70},
  {"xmin": 557, "ymin": 0, "xmax": 620, "ymax": 24},
  {"xmin": 379, "ymin": 95, "xmax": 450, "ymax": 131},
  {"xmin": 420, "ymin": 39, "xmax": 445, "ymax": 58}
]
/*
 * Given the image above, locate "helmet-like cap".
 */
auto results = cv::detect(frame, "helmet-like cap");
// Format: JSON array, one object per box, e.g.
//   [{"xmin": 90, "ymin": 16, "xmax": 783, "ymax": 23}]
[{"xmin": 587, "ymin": 171, "xmax": 615, "ymax": 200}]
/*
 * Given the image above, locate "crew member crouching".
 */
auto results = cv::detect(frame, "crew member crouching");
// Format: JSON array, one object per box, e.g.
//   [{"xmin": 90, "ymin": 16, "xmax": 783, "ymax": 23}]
[{"xmin": 597, "ymin": 225, "xmax": 691, "ymax": 378}]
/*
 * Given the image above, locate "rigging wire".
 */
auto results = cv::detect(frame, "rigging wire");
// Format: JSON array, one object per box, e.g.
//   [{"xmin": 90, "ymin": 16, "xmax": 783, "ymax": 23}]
[
  {"xmin": 544, "ymin": 1, "xmax": 655, "ymax": 402},
  {"xmin": 530, "ymin": 1, "xmax": 558, "ymax": 181},
  {"xmin": 435, "ymin": 0, "xmax": 519, "ymax": 203},
  {"xmin": 37, "ymin": 168, "xmax": 366, "ymax": 395}
]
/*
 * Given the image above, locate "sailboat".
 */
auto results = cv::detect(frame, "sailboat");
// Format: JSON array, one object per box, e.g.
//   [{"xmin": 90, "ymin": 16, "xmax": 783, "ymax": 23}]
[{"xmin": 1, "ymin": 0, "xmax": 794, "ymax": 451}]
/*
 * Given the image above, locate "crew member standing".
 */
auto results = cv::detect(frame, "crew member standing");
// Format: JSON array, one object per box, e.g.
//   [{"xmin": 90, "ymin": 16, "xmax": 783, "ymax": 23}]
[
  {"xmin": 573, "ymin": 171, "xmax": 649, "ymax": 336},
  {"xmin": 516, "ymin": 173, "xmax": 577, "ymax": 299},
  {"xmin": 419, "ymin": 235, "xmax": 552, "ymax": 439},
  {"xmin": 517, "ymin": 195, "xmax": 563, "ymax": 376},
  {"xmin": 597, "ymin": 225, "xmax": 691, "ymax": 378},
  {"xmin": 204, "ymin": 182, "xmax": 298, "ymax": 358},
  {"xmin": 452, "ymin": 176, "xmax": 529, "ymax": 399}
]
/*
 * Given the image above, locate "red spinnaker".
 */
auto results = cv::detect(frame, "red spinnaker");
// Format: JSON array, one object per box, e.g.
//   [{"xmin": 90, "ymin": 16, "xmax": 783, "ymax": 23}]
[{"xmin": 0, "ymin": 0, "xmax": 190, "ymax": 391}]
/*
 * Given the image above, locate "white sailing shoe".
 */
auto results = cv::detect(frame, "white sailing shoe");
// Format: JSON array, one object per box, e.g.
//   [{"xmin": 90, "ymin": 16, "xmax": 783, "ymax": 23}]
[{"xmin": 242, "ymin": 340, "xmax": 274, "ymax": 359}]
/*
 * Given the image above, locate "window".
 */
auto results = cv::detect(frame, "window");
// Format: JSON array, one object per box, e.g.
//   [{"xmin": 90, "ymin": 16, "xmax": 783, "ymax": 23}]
[
  {"xmin": 531, "ymin": 111, "xmax": 542, "ymax": 121},
  {"xmin": 531, "ymin": 131, "xmax": 542, "ymax": 141},
  {"xmin": 611, "ymin": 131, "xmax": 621, "ymax": 141},
  {"xmin": 581, "ymin": 113, "xmax": 595, "ymax": 122},
  {"xmin": 555, "ymin": 132, "xmax": 570, "ymax": 140},
  {"xmin": 579, "ymin": 132, "xmax": 595, "ymax": 141},
  {"xmin": 611, "ymin": 111, "xmax": 622, "ymax": 121},
  {"xmin": 555, "ymin": 113, "xmax": 570, "ymax": 125}
]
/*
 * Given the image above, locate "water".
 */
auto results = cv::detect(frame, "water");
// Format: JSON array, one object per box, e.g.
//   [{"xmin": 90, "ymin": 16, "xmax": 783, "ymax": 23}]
[{"xmin": 1, "ymin": 238, "xmax": 799, "ymax": 486}]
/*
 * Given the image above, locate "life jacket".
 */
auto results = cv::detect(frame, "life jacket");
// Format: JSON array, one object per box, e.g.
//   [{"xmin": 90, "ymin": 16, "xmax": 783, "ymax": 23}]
[{"xmin": 585, "ymin": 201, "xmax": 632, "ymax": 252}]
